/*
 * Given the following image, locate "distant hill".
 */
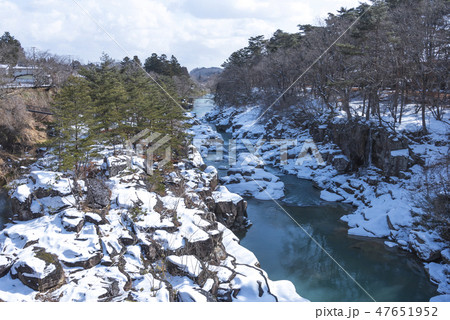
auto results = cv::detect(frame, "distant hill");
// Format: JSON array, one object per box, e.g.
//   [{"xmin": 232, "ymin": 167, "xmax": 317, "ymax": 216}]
[{"xmin": 190, "ymin": 67, "xmax": 222, "ymax": 84}]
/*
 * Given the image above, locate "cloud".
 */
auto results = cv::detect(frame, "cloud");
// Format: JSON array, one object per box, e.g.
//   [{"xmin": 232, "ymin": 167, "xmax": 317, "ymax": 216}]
[{"xmin": 0, "ymin": 0, "xmax": 364, "ymax": 70}]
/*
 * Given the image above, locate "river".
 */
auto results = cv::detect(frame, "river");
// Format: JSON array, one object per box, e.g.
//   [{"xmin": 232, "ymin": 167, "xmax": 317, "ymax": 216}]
[{"xmin": 192, "ymin": 95, "xmax": 438, "ymax": 302}]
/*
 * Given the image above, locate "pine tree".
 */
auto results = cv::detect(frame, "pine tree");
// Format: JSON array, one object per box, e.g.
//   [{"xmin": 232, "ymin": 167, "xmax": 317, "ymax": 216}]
[
  {"xmin": 88, "ymin": 54, "xmax": 128, "ymax": 154},
  {"xmin": 52, "ymin": 75, "xmax": 93, "ymax": 174}
]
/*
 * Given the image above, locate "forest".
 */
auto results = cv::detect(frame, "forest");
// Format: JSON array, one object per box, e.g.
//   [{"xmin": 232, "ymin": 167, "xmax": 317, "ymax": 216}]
[
  {"xmin": 51, "ymin": 54, "xmax": 189, "ymax": 175},
  {"xmin": 214, "ymin": 0, "xmax": 449, "ymax": 133}
]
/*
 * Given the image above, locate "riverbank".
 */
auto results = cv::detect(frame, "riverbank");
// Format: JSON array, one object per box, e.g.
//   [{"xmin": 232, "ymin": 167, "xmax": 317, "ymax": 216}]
[
  {"xmin": 198, "ymin": 98, "xmax": 449, "ymax": 301},
  {"xmin": 0, "ymin": 141, "xmax": 305, "ymax": 301}
]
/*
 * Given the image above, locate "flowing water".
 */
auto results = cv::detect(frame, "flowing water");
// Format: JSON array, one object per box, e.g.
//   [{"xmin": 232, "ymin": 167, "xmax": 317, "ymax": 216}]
[{"xmin": 192, "ymin": 96, "xmax": 438, "ymax": 302}]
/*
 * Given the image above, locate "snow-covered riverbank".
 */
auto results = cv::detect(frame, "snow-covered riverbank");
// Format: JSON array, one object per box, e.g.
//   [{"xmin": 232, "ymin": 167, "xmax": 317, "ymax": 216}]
[
  {"xmin": 0, "ymin": 144, "xmax": 306, "ymax": 301},
  {"xmin": 201, "ymin": 101, "xmax": 449, "ymax": 301}
]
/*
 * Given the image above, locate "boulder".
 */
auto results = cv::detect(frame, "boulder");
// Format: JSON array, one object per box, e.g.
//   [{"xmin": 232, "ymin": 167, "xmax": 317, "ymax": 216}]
[
  {"xmin": 11, "ymin": 247, "xmax": 65, "ymax": 292},
  {"xmin": 105, "ymin": 156, "xmax": 128, "ymax": 177},
  {"xmin": 11, "ymin": 195, "xmax": 41, "ymax": 221},
  {"xmin": 85, "ymin": 212, "xmax": 108, "ymax": 225},
  {"xmin": 441, "ymin": 248, "xmax": 450, "ymax": 264},
  {"xmin": 184, "ymin": 236, "xmax": 216, "ymax": 260},
  {"xmin": 212, "ymin": 187, "xmax": 248, "ymax": 231},
  {"xmin": 166, "ymin": 255, "xmax": 204, "ymax": 280},
  {"xmin": 409, "ymin": 231, "xmax": 446, "ymax": 262},
  {"xmin": 332, "ymin": 155, "xmax": 350, "ymax": 173},
  {"xmin": 86, "ymin": 178, "xmax": 110, "ymax": 209},
  {"xmin": 140, "ymin": 241, "xmax": 163, "ymax": 263},
  {"xmin": 61, "ymin": 209, "xmax": 85, "ymax": 233},
  {"xmin": 62, "ymin": 252, "xmax": 103, "ymax": 269},
  {"xmin": 309, "ymin": 120, "xmax": 411, "ymax": 176},
  {"xmin": 0, "ymin": 254, "xmax": 14, "ymax": 278},
  {"xmin": 177, "ymin": 288, "xmax": 217, "ymax": 302}
]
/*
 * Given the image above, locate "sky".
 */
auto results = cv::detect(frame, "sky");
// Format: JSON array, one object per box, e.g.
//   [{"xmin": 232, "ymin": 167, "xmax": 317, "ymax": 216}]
[{"xmin": 0, "ymin": 0, "xmax": 364, "ymax": 70}]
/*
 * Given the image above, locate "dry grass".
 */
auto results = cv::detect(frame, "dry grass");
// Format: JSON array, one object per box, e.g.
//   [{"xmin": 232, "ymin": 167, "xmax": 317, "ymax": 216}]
[
  {"xmin": 0, "ymin": 88, "xmax": 51, "ymax": 184},
  {"xmin": 0, "ymin": 89, "xmax": 49, "ymax": 151}
]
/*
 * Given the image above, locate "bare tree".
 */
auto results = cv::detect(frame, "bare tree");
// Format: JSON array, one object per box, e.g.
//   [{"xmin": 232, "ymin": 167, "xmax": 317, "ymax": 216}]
[{"xmin": 30, "ymin": 50, "xmax": 73, "ymax": 88}]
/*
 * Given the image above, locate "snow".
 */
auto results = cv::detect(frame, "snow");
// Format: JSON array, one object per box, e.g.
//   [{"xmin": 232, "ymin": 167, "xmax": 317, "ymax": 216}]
[
  {"xmin": 320, "ymin": 190, "xmax": 344, "ymax": 202},
  {"xmin": 167, "ymin": 255, "xmax": 203, "ymax": 278},
  {"xmin": 430, "ymin": 294, "xmax": 450, "ymax": 302},
  {"xmin": 11, "ymin": 247, "xmax": 56, "ymax": 279},
  {"xmin": 384, "ymin": 241, "xmax": 398, "ymax": 248},
  {"xmin": 409, "ymin": 231, "xmax": 447, "ymax": 261},
  {"xmin": 12, "ymin": 184, "xmax": 31, "ymax": 202},
  {"xmin": 391, "ymin": 149, "xmax": 409, "ymax": 157},
  {"xmin": 236, "ymin": 152, "xmax": 265, "ymax": 167},
  {"xmin": 269, "ymin": 279, "xmax": 308, "ymax": 302},
  {"xmin": 212, "ymin": 186, "xmax": 243, "ymax": 205},
  {"xmin": 30, "ymin": 196, "xmax": 71, "ymax": 214},
  {"xmin": 188, "ymin": 145, "xmax": 205, "ymax": 168},
  {"xmin": 425, "ymin": 262, "xmax": 450, "ymax": 294}
]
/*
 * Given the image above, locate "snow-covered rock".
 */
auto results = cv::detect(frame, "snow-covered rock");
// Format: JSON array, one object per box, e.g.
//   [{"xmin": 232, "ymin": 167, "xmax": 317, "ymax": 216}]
[
  {"xmin": 320, "ymin": 190, "xmax": 344, "ymax": 202},
  {"xmin": 0, "ymin": 147, "xmax": 306, "ymax": 302},
  {"xmin": 212, "ymin": 186, "xmax": 248, "ymax": 230},
  {"xmin": 10, "ymin": 247, "xmax": 65, "ymax": 292},
  {"xmin": 409, "ymin": 231, "xmax": 447, "ymax": 262}
]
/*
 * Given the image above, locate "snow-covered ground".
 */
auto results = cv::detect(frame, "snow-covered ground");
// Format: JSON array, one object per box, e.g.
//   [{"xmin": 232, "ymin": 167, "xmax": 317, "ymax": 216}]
[
  {"xmin": 0, "ymin": 144, "xmax": 307, "ymax": 302},
  {"xmin": 202, "ymin": 99, "xmax": 449, "ymax": 301}
]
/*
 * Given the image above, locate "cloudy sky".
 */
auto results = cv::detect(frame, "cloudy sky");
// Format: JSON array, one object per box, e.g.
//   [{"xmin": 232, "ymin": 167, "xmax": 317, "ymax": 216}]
[{"xmin": 0, "ymin": 0, "xmax": 364, "ymax": 70}]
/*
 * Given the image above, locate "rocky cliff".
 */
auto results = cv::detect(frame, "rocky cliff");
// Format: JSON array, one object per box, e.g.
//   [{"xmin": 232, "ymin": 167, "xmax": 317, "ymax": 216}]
[{"xmin": 0, "ymin": 146, "xmax": 305, "ymax": 302}]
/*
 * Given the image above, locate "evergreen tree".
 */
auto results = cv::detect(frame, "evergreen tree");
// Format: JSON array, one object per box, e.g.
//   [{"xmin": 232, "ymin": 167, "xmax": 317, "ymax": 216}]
[
  {"xmin": 0, "ymin": 32, "xmax": 25, "ymax": 66},
  {"xmin": 52, "ymin": 75, "xmax": 93, "ymax": 174},
  {"xmin": 91, "ymin": 54, "xmax": 128, "ymax": 153}
]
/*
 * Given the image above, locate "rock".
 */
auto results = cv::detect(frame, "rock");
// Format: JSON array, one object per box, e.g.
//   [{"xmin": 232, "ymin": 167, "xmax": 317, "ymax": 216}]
[
  {"xmin": 61, "ymin": 209, "xmax": 85, "ymax": 233},
  {"xmin": 119, "ymin": 230, "xmax": 137, "ymax": 246},
  {"xmin": 98, "ymin": 277, "xmax": 122, "ymax": 302},
  {"xmin": 166, "ymin": 255, "xmax": 204, "ymax": 280},
  {"xmin": 85, "ymin": 212, "xmax": 108, "ymax": 225},
  {"xmin": 140, "ymin": 242, "xmax": 162, "ymax": 263},
  {"xmin": 212, "ymin": 188, "xmax": 248, "ymax": 231},
  {"xmin": 309, "ymin": 120, "xmax": 411, "ymax": 176},
  {"xmin": 11, "ymin": 247, "xmax": 65, "ymax": 292},
  {"xmin": 86, "ymin": 178, "xmax": 110, "ymax": 209},
  {"xmin": 184, "ymin": 236, "xmax": 216, "ymax": 260},
  {"xmin": 177, "ymin": 288, "xmax": 217, "ymax": 302},
  {"xmin": 11, "ymin": 195, "xmax": 41, "ymax": 221},
  {"xmin": 105, "ymin": 156, "xmax": 128, "ymax": 177},
  {"xmin": 409, "ymin": 231, "xmax": 445, "ymax": 262},
  {"xmin": 0, "ymin": 254, "xmax": 15, "ymax": 278},
  {"xmin": 62, "ymin": 252, "xmax": 103, "ymax": 269},
  {"xmin": 332, "ymin": 155, "xmax": 350, "ymax": 173},
  {"xmin": 441, "ymin": 248, "xmax": 450, "ymax": 264}
]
